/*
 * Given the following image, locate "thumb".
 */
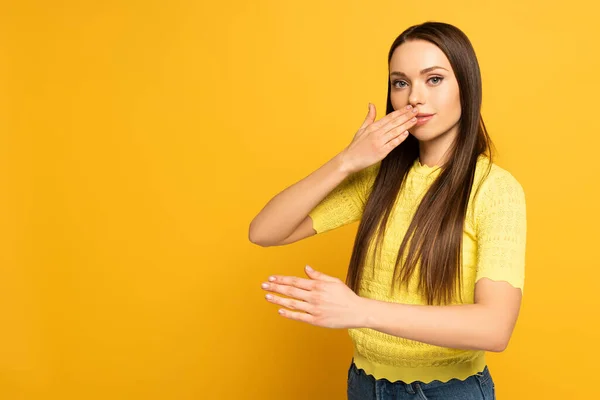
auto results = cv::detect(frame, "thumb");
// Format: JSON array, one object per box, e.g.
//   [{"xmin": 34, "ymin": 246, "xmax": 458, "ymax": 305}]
[
  {"xmin": 359, "ymin": 103, "xmax": 376, "ymax": 130},
  {"xmin": 304, "ymin": 265, "xmax": 338, "ymax": 282}
]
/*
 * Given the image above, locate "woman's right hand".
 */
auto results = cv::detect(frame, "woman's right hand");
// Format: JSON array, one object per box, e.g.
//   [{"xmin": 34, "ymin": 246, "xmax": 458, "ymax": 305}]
[{"xmin": 339, "ymin": 103, "xmax": 419, "ymax": 174}]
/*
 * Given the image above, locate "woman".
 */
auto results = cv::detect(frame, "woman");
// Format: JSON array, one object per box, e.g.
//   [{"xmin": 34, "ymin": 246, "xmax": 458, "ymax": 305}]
[{"xmin": 249, "ymin": 21, "xmax": 525, "ymax": 400}]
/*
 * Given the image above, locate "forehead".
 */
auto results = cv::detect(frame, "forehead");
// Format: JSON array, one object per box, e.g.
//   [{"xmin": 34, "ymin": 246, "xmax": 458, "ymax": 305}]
[{"xmin": 389, "ymin": 39, "xmax": 452, "ymax": 74}]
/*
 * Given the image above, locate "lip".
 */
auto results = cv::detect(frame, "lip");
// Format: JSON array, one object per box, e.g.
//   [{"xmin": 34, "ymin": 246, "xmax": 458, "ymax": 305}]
[{"xmin": 415, "ymin": 113, "xmax": 435, "ymax": 126}]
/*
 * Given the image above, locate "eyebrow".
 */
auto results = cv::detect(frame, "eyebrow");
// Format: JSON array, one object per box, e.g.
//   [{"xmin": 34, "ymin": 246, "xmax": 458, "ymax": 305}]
[{"xmin": 390, "ymin": 66, "xmax": 449, "ymax": 78}]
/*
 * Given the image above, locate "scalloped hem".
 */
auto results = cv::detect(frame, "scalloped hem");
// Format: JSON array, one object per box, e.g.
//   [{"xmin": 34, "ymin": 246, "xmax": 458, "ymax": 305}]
[
  {"xmin": 474, "ymin": 276, "xmax": 524, "ymax": 294},
  {"xmin": 352, "ymin": 349, "xmax": 487, "ymax": 384}
]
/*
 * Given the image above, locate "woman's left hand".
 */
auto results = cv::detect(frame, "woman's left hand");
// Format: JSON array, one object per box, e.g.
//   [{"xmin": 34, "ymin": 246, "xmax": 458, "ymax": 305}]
[{"xmin": 261, "ymin": 265, "xmax": 367, "ymax": 329}]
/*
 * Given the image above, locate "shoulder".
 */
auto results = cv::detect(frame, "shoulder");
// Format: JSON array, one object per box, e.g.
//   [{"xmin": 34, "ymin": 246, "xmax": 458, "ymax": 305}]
[
  {"xmin": 472, "ymin": 157, "xmax": 526, "ymax": 216},
  {"xmin": 475, "ymin": 157, "xmax": 525, "ymax": 196}
]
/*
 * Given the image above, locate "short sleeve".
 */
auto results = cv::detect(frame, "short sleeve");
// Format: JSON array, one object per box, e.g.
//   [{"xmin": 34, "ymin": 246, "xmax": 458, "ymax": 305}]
[
  {"xmin": 474, "ymin": 171, "xmax": 527, "ymax": 291},
  {"xmin": 308, "ymin": 162, "xmax": 379, "ymax": 234}
]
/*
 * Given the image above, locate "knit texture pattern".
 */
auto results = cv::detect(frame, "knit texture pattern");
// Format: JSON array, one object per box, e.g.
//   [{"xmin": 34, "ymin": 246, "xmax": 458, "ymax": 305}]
[{"xmin": 308, "ymin": 155, "xmax": 527, "ymax": 383}]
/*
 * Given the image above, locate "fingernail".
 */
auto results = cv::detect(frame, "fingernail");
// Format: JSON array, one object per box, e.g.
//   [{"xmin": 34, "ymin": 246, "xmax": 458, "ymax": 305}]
[
  {"xmin": 261, "ymin": 283, "xmax": 269, "ymax": 289},
  {"xmin": 268, "ymin": 276, "xmax": 276, "ymax": 282},
  {"xmin": 305, "ymin": 265, "xmax": 313, "ymax": 272},
  {"xmin": 406, "ymin": 105, "xmax": 412, "ymax": 110}
]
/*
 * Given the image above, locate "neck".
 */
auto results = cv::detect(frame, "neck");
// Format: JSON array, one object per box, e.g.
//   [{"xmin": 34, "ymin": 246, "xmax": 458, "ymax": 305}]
[{"xmin": 418, "ymin": 124, "xmax": 458, "ymax": 167}]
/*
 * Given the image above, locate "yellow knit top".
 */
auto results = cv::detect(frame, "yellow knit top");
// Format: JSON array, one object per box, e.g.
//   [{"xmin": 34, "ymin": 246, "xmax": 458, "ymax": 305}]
[{"xmin": 308, "ymin": 154, "xmax": 527, "ymax": 384}]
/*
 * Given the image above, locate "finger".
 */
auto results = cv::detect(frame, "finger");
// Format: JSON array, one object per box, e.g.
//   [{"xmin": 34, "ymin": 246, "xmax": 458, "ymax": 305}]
[
  {"xmin": 381, "ymin": 116, "xmax": 417, "ymax": 143},
  {"xmin": 265, "ymin": 293, "xmax": 313, "ymax": 314},
  {"xmin": 265, "ymin": 275, "xmax": 314, "ymax": 291},
  {"xmin": 305, "ymin": 265, "xmax": 338, "ymax": 282},
  {"xmin": 277, "ymin": 308, "xmax": 314, "ymax": 324},
  {"xmin": 262, "ymin": 282, "xmax": 312, "ymax": 302},
  {"xmin": 358, "ymin": 103, "xmax": 376, "ymax": 130},
  {"xmin": 379, "ymin": 108, "xmax": 418, "ymax": 134},
  {"xmin": 384, "ymin": 130, "xmax": 410, "ymax": 151},
  {"xmin": 368, "ymin": 106, "xmax": 413, "ymax": 132}
]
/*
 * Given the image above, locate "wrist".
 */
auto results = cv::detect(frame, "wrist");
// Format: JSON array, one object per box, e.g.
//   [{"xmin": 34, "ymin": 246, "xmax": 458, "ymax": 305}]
[
  {"xmin": 356, "ymin": 296, "xmax": 374, "ymax": 329},
  {"xmin": 334, "ymin": 150, "xmax": 355, "ymax": 177}
]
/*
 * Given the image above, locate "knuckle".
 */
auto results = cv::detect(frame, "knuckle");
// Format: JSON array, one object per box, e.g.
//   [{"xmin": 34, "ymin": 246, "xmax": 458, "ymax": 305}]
[
  {"xmin": 371, "ymin": 141, "xmax": 379, "ymax": 152},
  {"xmin": 312, "ymin": 307, "xmax": 322, "ymax": 317},
  {"xmin": 311, "ymin": 292, "xmax": 322, "ymax": 303}
]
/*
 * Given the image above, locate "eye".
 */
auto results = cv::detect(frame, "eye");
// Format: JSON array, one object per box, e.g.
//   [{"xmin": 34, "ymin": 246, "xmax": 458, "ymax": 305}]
[{"xmin": 391, "ymin": 76, "xmax": 444, "ymax": 89}]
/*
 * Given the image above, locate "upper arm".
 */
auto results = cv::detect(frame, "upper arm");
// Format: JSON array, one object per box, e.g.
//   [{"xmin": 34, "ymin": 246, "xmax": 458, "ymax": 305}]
[
  {"xmin": 474, "ymin": 170, "xmax": 527, "ymax": 290},
  {"xmin": 473, "ymin": 169, "xmax": 527, "ymax": 351},
  {"xmin": 271, "ymin": 163, "xmax": 380, "ymax": 247},
  {"xmin": 308, "ymin": 162, "xmax": 380, "ymax": 235},
  {"xmin": 271, "ymin": 215, "xmax": 317, "ymax": 246},
  {"xmin": 474, "ymin": 278, "xmax": 522, "ymax": 351}
]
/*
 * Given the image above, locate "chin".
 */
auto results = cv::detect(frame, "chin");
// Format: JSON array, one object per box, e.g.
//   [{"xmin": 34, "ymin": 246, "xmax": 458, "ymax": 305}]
[
  {"xmin": 409, "ymin": 128, "xmax": 434, "ymax": 141},
  {"xmin": 411, "ymin": 125, "xmax": 453, "ymax": 142}
]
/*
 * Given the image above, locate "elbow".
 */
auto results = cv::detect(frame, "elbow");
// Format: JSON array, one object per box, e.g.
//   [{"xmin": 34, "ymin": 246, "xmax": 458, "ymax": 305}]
[
  {"xmin": 250, "ymin": 238, "xmax": 272, "ymax": 248},
  {"xmin": 248, "ymin": 228, "xmax": 264, "ymax": 247},
  {"xmin": 487, "ymin": 333, "xmax": 510, "ymax": 353},
  {"xmin": 488, "ymin": 342, "xmax": 507, "ymax": 353},
  {"xmin": 248, "ymin": 222, "xmax": 262, "ymax": 245},
  {"xmin": 248, "ymin": 223, "xmax": 272, "ymax": 247}
]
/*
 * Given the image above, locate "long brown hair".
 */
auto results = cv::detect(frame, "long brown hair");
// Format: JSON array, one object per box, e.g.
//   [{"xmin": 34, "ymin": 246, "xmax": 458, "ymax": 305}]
[{"xmin": 346, "ymin": 21, "xmax": 495, "ymax": 305}]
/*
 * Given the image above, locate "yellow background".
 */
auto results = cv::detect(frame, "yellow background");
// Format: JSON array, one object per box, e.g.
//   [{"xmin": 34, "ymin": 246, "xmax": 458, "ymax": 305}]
[{"xmin": 1, "ymin": 0, "xmax": 598, "ymax": 399}]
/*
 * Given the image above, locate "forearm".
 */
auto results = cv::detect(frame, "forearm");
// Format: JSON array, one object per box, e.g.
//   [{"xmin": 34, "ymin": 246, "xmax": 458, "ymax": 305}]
[
  {"xmin": 359, "ymin": 298, "xmax": 506, "ymax": 352},
  {"xmin": 248, "ymin": 152, "xmax": 351, "ymax": 246}
]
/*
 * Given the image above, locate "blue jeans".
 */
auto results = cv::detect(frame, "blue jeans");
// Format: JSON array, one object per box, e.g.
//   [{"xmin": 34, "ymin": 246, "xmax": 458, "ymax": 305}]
[{"xmin": 347, "ymin": 359, "xmax": 496, "ymax": 400}]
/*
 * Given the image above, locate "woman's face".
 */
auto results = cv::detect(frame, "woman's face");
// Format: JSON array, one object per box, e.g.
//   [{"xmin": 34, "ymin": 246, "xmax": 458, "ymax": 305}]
[{"xmin": 389, "ymin": 39, "xmax": 461, "ymax": 143}]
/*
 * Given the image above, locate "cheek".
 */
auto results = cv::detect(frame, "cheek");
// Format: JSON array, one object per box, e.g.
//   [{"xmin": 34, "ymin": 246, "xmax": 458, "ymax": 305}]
[
  {"xmin": 437, "ymin": 89, "xmax": 461, "ymax": 120},
  {"xmin": 390, "ymin": 94, "xmax": 403, "ymax": 111}
]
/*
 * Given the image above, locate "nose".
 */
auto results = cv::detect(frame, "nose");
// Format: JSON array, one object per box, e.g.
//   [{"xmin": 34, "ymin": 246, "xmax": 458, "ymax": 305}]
[{"xmin": 408, "ymin": 82, "xmax": 426, "ymax": 107}]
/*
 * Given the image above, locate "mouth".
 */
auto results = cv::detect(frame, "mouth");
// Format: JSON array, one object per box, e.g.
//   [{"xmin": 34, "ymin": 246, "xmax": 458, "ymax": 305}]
[{"xmin": 414, "ymin": 113, "xmax": 435, "ymax": 126}]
